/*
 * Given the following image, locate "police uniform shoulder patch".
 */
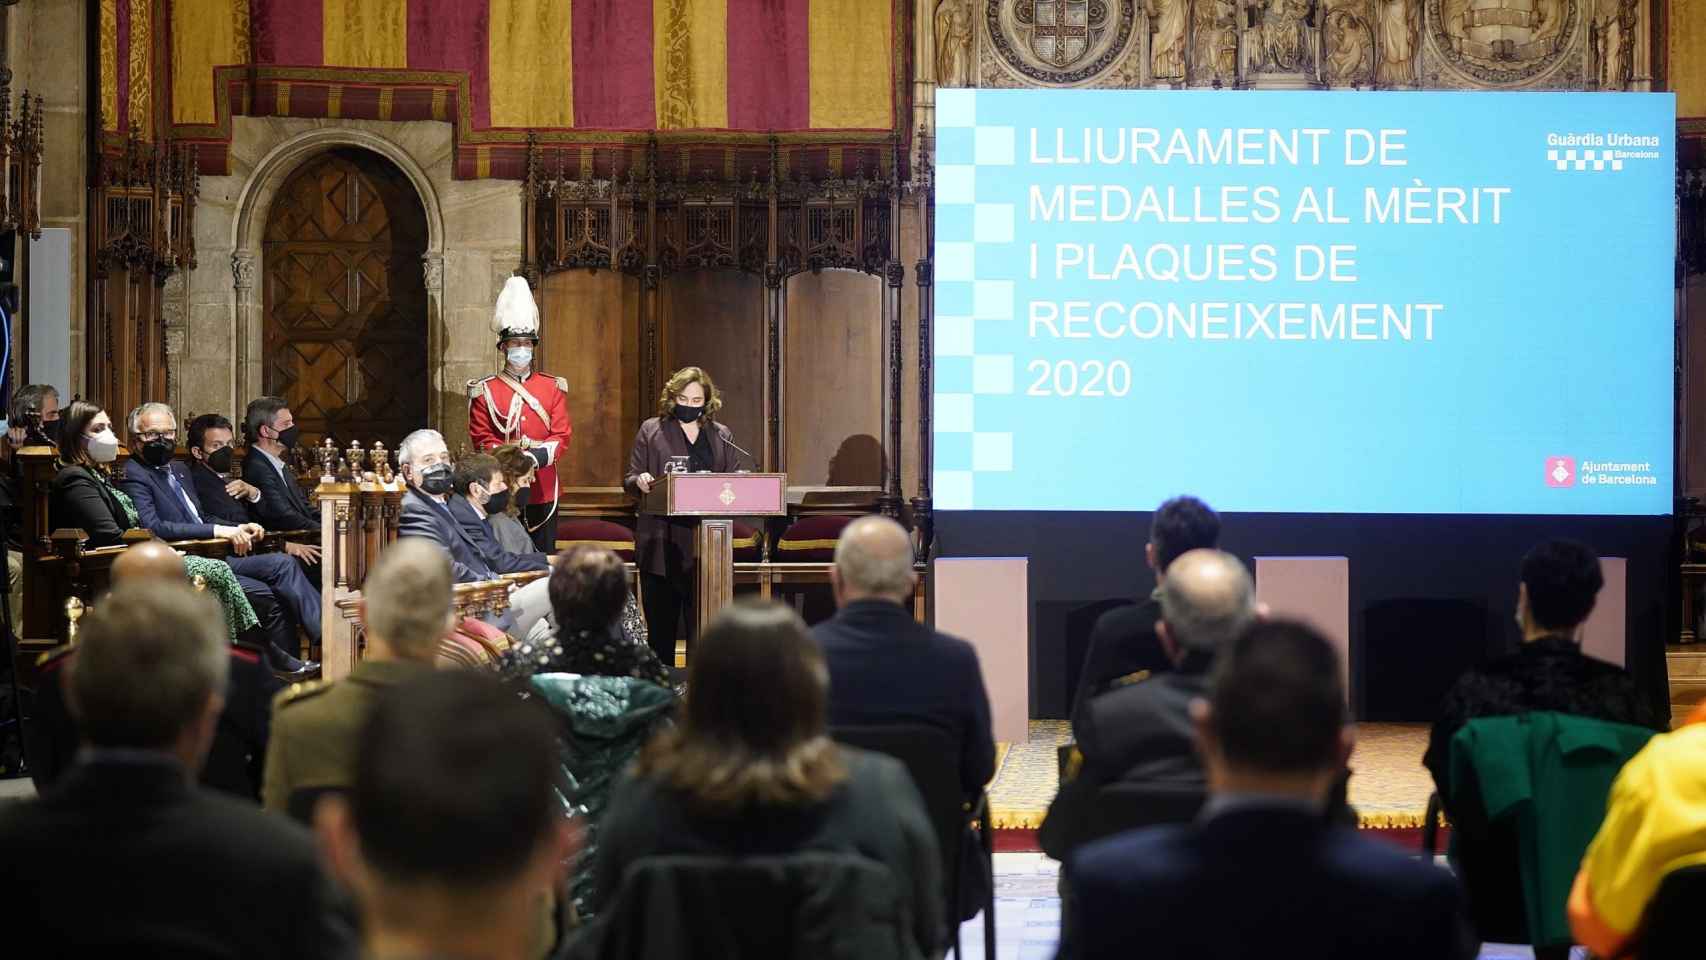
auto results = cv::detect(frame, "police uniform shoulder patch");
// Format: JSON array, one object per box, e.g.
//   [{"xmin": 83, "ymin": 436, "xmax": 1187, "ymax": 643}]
[
  {"xmin": 553, "ymin": 375, "xmax": 568, "ymax": 393},
  {"xmin": 274, "ymin": 678, "xmax": 333, "ymax": 709},
  {"xmin": 466, "ymin": 375, "xmax": 496, "ymax": 401}
]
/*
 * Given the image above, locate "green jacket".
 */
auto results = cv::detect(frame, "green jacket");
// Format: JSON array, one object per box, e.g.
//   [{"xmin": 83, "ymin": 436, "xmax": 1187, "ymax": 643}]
[{"xmin": 1447, "ymin": 711, "xmax": 1655, "ymax": 947}]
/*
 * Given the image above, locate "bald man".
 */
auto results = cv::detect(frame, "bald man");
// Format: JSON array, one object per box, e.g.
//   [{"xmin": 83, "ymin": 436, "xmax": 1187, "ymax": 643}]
[
  {"xmin": 27, "ymin": 540, "xmax": 284, "ymax": 800},
  {"xmin": 812, "ymin": 515, "xmax": 995, "ymax": 923},
  {"xmin": 1041, "ymin": 549, "xmax": 1257, "ymax": 863}
]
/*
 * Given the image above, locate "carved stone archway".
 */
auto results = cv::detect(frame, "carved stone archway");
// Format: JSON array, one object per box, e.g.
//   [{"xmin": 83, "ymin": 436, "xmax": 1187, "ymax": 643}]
[{"xmin": 229, "ymin": 128, "xmax": 448, "ymax": 427}]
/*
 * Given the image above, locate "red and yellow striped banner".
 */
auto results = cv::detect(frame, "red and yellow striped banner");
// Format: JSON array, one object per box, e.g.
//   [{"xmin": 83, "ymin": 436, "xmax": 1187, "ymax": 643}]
[{"xmin": 152, "ymin": 0, "xmax": 898, "ymax": 133}]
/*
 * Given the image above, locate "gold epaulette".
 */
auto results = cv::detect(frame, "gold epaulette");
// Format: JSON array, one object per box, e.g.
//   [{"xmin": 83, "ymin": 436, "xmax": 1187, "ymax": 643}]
[
  {"xmin": 273, "ymin": 678, "xmax": 332, "ymax": 709},
  {"xmin": 553, "ymin": 375, "xmax": 568, "ymax": 393},
  {"xmin": 1110, "ymin": 669, "xmax": 1152, "ymax": 689},
  {"xmin": 34, "ymin": 644, "xmax": 76, "ymax": 669},
  {"xmin": 466, "ymin": 375, "xmax": 495, "ymax": 401}
]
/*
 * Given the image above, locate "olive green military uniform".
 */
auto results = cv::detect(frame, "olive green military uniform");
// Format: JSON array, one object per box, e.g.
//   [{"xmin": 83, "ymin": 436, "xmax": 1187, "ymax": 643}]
[{"xmin": 261, "ymin": 659, "xmax": 434, "ymax": 814}]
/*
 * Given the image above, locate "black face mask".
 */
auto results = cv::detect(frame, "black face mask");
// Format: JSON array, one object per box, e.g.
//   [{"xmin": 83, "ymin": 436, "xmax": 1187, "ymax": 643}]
[
  {"xmin": 513, "ymin": 486, "xmax": 532, "ymax": 511},
  {"xmin": 139, "ymin": 438, "xmax": 176, "ymax": 468},
  {"xmin": 271, "ymin": 425, "xmax": 301, "ymax": 450},
  {"xmin": 672, "ymin": 403, "xmax": 704, "ymax": 423},
  {"xmin": 205, "ymin": 447, "xmax": 234, "ymax": 474},
  {"xmin": 418, "ymin": 464, "xmax": 454, "ymax": 496},
  {"xmin": 37, "ymin": 418, "xmax": 62, "ymax": 446},
  {"xmin": 484, "ymin": 488, "xmax": 511, "ymax": 514}
]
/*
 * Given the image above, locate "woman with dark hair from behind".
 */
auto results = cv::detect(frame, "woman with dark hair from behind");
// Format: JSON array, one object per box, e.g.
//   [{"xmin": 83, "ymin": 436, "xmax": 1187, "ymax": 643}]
[{"xmin": 573, "ymin": 600, "xmax": 944, "ymax": 957}]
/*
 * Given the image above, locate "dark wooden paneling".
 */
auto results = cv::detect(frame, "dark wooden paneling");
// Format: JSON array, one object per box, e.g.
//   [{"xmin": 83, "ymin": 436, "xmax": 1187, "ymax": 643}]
[
  {"xmin": 658, "ymin": 272, "xmax": 765, "ymax": 461},
  {"xmin": 541, "ymin": 270, "xmax": 641, "ymax": 487},
  {"xmin": 783, "ymin": 269, "xmax": 885, "ymax": 487}
]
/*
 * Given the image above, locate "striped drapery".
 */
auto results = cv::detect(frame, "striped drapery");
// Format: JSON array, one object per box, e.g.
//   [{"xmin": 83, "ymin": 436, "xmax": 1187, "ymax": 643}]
[{"xmin": 150, "ymin": 0, "xmax": 899, "ymax": 136}]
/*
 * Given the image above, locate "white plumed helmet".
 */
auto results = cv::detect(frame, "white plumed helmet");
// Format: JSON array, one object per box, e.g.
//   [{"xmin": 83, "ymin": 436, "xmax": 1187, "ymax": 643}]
[{"xmin": 491, "ymin": 275, "xmax": 540, "ymax": 345}]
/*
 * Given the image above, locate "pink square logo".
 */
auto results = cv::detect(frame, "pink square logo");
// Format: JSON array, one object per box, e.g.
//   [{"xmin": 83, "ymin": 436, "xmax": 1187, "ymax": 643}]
[{"xmin": 1545, "ymin": 457, "xmax": 1575, "ymax": 488}]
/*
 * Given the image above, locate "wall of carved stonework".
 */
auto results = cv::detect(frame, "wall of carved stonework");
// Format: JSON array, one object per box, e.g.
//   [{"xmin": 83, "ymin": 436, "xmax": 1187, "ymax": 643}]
[
  {"xmin": 927, "ymin": 0, "xmax": 1655, "ymax": 93},
  {"xmin": 1673, "ymin": 0, "xmax": 1706, "ymax": 118}
]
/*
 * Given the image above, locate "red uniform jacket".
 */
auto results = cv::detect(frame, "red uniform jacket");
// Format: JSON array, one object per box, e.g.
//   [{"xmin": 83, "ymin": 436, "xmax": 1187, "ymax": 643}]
[{"xmin": 467, "ymin": 371, "xmax": 573, "ymax": 505}]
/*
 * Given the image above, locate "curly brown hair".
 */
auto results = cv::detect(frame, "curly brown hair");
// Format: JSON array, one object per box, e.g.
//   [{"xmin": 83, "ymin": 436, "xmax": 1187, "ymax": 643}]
[
  {"xmin": 634, "ymin": 600, "xmax": 846, "ymax": 815},
  {"xmin": 655, "ymin": 366, "xmax": 722, "ymax": 421},
  {"xmin": 490, "ymin": 444, "xmax": 538, "ymax": 517}
]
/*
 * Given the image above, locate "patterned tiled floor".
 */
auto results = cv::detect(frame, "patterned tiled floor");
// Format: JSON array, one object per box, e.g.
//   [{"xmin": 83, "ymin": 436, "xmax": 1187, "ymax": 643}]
[
  {"xmin": 960, "ymin": 853, "xmax": 1585, "ymax": 960},
  {"xmin": 989, "ymin": 721, "xmax": 1439, "ymax": 831}
]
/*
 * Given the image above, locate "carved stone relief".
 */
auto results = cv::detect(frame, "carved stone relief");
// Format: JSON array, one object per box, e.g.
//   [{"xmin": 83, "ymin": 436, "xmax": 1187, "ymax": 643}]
[
  {"xmin": 1149, "ymin": 0, "xmax": 1188, "ymax": 82},
  {"xmin": 1426, "ymin": 0, "xmax": 1579, "ymax": 87},
  {"xmin": 981, "ymin": 0, "xmax": 1147, "ymax": 87},
  {"xmin": 1324, "ymin": 0, "xmax": 1376, "ymax": 87},
  {"xmin": 1587, "ymin": 0, "xmax": 1637, "ymax": 89},
  {"xmin": 1189, "ymin": 0, "xmax": 1242, "ymax": 85},
  {"xmin": 1241, "ymin": 0, "xmax": 1325, "ymax": 87},
  {"xmin": 937, "ymin": 1, "xmax": 976, "ymax": 87},
  {"xmin": 1374, "ymin": 0, "xmax": 1422, "ymax": 86}
]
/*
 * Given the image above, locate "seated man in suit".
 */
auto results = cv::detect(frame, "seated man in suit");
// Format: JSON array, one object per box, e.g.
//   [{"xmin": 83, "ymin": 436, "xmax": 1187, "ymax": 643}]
[
  {"xmin": 26, "ymin": 540, "xmax": 283, "ymax": 800},
  {"xmin": 120, "ymin": 401, "xmax": 320, "ymax": 679},
  {"xmin": 264, "ymin": 539, "xmax": 449, "ymax": 817},
  {"xmin": 448, "ymin": 452, "xmax": 550, "ymax": 576},
  {"xmin": 1060, "ymin": 620, "xmax": 1478, "ymax": 960},
  {"xmin": 0, "ymin": 582, "xmax": 353, "ymax": 958},
  {"xmin": 241, "ymin": 396, "xmax": 320, "ymax": 533},
  {"xmin": 811, "ymin": 514, "xmax": 994, "ymax": 921},
  {"xmin": 185, "ymin": 412, "xmax": 263, "ymax": 526},
  {"xmin": 397, "ymin": 428, "xmax": 551, "ymax": 636},
  {"xmin": 1041, "ymin": 548, "xmax": 1253, "ymax": 863},
  {"xmin": 316, "ymin": 671, "xmax": 573, "ymax": 960},
  {"xmin": 1071, "ymin": 495, "xmax": 1219, "ymax": 726}
]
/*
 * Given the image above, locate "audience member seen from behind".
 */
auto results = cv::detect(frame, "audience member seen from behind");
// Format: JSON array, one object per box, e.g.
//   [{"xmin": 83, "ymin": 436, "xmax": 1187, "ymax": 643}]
[
  {"xmin": 581, "ymin": 601, "xmax": 944, "ymax": 958},
  {"xmin": 1568, "ymin": 705, "xmax": 1706, "ymax": 959},
  {"xmin": 812, "ymin": 514, "xmax": 994, "ymax": 920},
  {"xmin": 318, "ymin": 670, "xmax": 573, "ymax": 960},
  {"xmin": 1041, "ymin": 548, "xmax": 1256, "ymax": 862},
  {"xmin": 1425, "ymin": 538, "xmax": 1665, "ymax": 798},
  {"xmin": 0, "ymin": 583, "xmax": 353, "ymax": 959},
  {"xmin": 503, "ymin": 543, "xmax": 669, "ymax": 687},
  {"xmin": 264, "ymin": 539, "xmax": 453, "ymax": 816},
  {"xmin": 1072, "ymin": 495, "xmax": 1220, "ymax": 723},
  {"xmin": 1061, "ymin": 620, "xmax": 1478, "ymax": 960}
]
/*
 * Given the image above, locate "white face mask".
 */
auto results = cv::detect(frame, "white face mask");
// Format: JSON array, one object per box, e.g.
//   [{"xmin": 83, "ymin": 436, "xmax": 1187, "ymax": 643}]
[
  {"xmin": 506, "ymin": 346, "xmax": 533, "ymax": 370},
  {"xmin": 86, "ymin": 429, "xmax": 120, "ymax": 463}
]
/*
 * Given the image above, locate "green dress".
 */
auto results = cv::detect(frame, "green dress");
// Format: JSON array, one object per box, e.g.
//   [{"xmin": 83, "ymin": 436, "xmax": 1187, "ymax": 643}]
[{"xmin": 102, "ymin": 478, "xmax": 260, "ymax": 642}]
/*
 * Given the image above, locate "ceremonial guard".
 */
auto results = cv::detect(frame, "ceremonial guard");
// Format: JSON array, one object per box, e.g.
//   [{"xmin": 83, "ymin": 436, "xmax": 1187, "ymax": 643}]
[{"xmin": 467, "ymin": 276, "xmax": 573, "ymax": 553}]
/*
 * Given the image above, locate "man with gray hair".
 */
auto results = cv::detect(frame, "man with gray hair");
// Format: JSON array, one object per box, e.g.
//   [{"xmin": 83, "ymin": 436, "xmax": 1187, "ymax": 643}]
[
  {"xmin": 812, "ymin": 514, "xmax": 995, "ymax": 923},
  {"xmin": 396, "ymin": 427, "xmax": 551, "ymax": 635},
  {"xmin": 0, "ymin": 582, "xmax": 352, "ymax": 957},
  {"xmin": 1041, "ymin": 549, "xmax": 1257, "ymax": 862}
]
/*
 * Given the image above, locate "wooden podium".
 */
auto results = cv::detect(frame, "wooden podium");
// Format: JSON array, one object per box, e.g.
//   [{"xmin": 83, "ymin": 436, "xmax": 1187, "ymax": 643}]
[{"xmin": 641, "ymin": 472, "xmax": 788, "ymax": 635}]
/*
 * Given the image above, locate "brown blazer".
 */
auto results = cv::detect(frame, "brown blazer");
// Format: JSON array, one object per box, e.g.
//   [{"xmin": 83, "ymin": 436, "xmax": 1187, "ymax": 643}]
[{"xmin": 623, "ymin": 416, "xmax": 742, "ymax": 579}]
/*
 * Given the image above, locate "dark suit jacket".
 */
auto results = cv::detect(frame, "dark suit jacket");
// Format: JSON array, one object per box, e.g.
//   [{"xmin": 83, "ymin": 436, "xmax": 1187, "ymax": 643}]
[
  {"xmin": 189, "ymin": 459, "xmax": 259, "ymax": 526},
  {"xmin": 120, "ymin": 458, "xmax": 222, "ymax": 541},
  {"xmin": 27, "ymin": 645, "xmax": 282, "ymax": 801},
  {"xmin": 812, "ymin": 599, "xmax": 995, "ymax": 799},
  {"xmin": 1061, "ymin": 806, "xmax": 1478, "ymax": 960},
  {"xmin": 50, "ymin": 464, "xmax": 134, "ymax": 547},
  {"xmin": 0, "ymin": 759, "xmax": 354, "ymax": 958},
  {"xmin": 1070, "ymin": 597, "xmax": 1170, "ymax": 726},
  {"xmin": 1041, "ymin": 660, "xmax": 1210, "ymax": 861},
  {"xmin": 242, "ymin": 449, "xmax": 318, "ymax": 531},
  {"xmin": 447, "ymin": 495, "xmax": 548, "ymax": 575},
  {"xmin": 399, "ymin": 487, "xmax": 499, "ymax": 583}
]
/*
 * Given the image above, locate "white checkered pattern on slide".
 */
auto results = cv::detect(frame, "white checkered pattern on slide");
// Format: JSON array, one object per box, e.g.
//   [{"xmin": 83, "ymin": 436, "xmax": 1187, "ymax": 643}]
[{"xmin": 1546, "ymin": 148, "xmax": 1624, "ymax": 171}]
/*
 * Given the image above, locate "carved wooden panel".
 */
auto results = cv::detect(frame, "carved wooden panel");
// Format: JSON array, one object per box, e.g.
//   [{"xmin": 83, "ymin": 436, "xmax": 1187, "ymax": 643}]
[
  {"xmin": 658, "ymin": 272, "xmax": 766, "ymax": 461},
  {"xmin": 784, "ymin": 270, "xmax": 886, "ymax": 488},
  {"xmin": 540, "ymin": 270, "xmax": 643, "ymax": 487},
  {"xmin": 261, "ymin": 149, "xmax": 428, "ymax": 447}
]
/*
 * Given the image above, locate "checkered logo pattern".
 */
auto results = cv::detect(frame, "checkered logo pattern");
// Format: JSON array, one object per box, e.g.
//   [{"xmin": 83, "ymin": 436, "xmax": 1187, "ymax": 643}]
[
  {"xmin": 1547, "ymin": 148, "xmax": 1624, "ymax": 172},
  {"xmin": 933, "ymin": 90, "xmax": 1018, "ymax": 510}
]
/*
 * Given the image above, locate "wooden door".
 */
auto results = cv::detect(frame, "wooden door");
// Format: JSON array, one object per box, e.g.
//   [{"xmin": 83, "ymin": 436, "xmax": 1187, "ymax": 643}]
[{"xmin": 262, "ymin": 148, "xmax": 428, "ymax": 447}]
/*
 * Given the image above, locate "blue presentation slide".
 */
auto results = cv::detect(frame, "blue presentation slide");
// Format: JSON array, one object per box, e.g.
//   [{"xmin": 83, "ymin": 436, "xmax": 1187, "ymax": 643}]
[{"xmin": 931, "ymin": 89, "xmax": 1675, "ymax": 516}]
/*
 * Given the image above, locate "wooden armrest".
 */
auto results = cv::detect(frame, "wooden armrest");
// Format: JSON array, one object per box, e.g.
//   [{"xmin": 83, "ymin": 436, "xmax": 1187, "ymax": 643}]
[{"xmin": 499, "ymin": 571, "xmax": 549, "ymax": 587}]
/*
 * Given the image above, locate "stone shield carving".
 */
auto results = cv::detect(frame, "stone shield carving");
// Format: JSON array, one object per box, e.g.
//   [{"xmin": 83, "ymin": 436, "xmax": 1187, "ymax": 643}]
[
  {"xmin": 1427, "ymin": 0, "xmax": 1579, "ymax": 86},
  {"xmin": 985, "ymin": 0, "xmax": 1140, "ymax": 84}
]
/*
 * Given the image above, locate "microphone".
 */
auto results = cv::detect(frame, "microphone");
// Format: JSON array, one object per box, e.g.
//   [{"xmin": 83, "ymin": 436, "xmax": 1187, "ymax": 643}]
[{"xmin": 721, "ymin": 436, "xmax": 758, "ymax": 472}]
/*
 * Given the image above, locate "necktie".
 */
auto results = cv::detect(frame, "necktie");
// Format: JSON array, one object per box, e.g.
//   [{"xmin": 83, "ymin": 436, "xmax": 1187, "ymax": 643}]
[{"xmin": 166, "ymin": 468, "xmax": 204, "ymax": 524}]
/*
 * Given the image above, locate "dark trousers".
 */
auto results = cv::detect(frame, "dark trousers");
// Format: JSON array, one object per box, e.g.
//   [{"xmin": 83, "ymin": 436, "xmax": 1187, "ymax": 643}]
[
  {"xmin": 640, "ymin": 572, "xmax": 695, "ymax": 668},
  {"xmin": 233, "ymin": 575, "xmax": 298, "ymax": 666},
  {"xmin": 525, "ymin": 502, "xmax": 555, "ymax": 554},
  {"xmin": 228, "ymin": 553, "xmax": 321, "ymax": 644}
]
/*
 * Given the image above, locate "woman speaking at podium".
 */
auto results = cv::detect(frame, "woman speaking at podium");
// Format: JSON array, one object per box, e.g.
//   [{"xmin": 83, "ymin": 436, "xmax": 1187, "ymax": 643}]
[{"xmin": 624, "ymin": 366, "xmax": 745, "ymax": 667}]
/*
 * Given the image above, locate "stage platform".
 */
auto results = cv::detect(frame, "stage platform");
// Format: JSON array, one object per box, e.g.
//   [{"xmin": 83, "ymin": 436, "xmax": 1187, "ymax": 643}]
[{"xmin": 988, "ymin": 721, "xmax": 1437, "ymax": 849}]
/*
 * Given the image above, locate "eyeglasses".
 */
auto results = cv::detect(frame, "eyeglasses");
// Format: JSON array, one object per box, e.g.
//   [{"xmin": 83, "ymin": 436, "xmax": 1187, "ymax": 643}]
[{"xmin": 137, "ymin": 431, "xmax": 177, "ymax": 443}]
